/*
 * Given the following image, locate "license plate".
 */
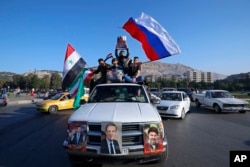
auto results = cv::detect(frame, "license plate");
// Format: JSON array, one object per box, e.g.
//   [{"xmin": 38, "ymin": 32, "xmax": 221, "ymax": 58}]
[{"xmin": 121, "ymin": 148, "xmax": 129, "ymax": 155}]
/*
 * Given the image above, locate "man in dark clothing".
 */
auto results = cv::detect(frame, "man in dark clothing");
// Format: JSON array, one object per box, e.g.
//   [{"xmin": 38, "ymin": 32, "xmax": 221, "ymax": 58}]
[
  {"xmin": 93, "ymin": 58, "xmax": 111, "ymax": 84},
  {"xmin": 124, "ymin": 56, "xmax": 143, "ymax": 83},
  {"xmin": 115, "ymin": 47, "xmax": 131, "ymax": 74}
]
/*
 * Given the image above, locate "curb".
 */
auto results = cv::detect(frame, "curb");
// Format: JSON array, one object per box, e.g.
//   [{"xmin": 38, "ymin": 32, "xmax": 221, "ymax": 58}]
[{"xmin": 8, "ymin": 99, "xmax": 43, "ymax": 105}]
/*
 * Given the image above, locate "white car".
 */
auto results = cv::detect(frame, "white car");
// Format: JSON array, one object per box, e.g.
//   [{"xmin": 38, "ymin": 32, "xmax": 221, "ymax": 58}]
[{"xmin": 155, "ymin": 91, "xmax": 191, "ymax": 119}]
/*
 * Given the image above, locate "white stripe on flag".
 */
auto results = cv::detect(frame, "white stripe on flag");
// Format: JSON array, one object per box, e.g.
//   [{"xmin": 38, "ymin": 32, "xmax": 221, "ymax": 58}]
[
  {"xmin": 69, "ymin": 79, "xmax": 80, "ymax": 96},
  {"xmin": 135, "ymin": 12, "xmax": 181, "ymax": 55},
  {"xmin": 63, "ymin": 51, "xmax": 81, "ymax": 80}
]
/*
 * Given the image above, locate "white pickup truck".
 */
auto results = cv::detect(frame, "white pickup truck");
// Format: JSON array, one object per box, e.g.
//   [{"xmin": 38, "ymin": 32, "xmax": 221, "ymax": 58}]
[
  {"xmin": 192, "ymin": 90, "xmax": 250, "ymax": 113},
  {"xmin": 63, "ymin": 83, "xmax": 168, "ymax": 167}
]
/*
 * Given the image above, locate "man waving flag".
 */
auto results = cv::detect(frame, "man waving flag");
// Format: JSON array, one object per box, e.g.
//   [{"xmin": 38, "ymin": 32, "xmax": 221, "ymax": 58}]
[{"xmin": 123, "ymin": 12, "xmax": 181, "ymax": 61}]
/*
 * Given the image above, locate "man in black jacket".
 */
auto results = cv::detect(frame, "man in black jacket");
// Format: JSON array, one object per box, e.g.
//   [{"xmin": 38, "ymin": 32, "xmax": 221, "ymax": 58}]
[
  {"xmin": 92, "ymin": 58, "xmax": 111, "ymax": 84},
  {"xmin": 115, "ymin": 47, "xmax": 131, "ymax": 74}
]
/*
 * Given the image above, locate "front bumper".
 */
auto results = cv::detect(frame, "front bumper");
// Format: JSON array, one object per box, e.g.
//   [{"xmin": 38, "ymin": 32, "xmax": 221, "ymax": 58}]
[
  {"xmin": 157, "ymin": 109, "xmax": 181, "ymax": 118},
  {"xmin": 63, "ymin": 140, "xmax": 168, "ymax": 165},
  {"xmin": 36, "ymin": 106, "xmax": 49, "ymax": 112},
  {"xmin": 222, "ymin": 107, "xmax": 250, "ymax": 112}
]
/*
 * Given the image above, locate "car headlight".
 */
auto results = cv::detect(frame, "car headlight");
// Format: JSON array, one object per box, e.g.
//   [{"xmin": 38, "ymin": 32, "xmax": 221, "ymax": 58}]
[
  {"xmin": 244, "ymin": 103, "xmax": 250, "ymax": 108},
  {"xmin": 170, "ymin": 105, "xmax": 180, "ymax": 109}
]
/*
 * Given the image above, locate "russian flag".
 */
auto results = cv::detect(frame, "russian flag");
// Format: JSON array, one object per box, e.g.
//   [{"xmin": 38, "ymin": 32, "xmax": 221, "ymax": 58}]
[{"xmin": 123, "ymin": 12, "xmax": 181, "ymax": 61}]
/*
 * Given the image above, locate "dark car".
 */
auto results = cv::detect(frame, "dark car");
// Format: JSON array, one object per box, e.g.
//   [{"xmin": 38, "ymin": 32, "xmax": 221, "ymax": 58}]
[
  {"xmin": 43, "ymin": 91, "xmax": 59, "ymax": 100},
  {"xmin": 177, "ymin": 88, "xmax": 194, "ymax": 102}
]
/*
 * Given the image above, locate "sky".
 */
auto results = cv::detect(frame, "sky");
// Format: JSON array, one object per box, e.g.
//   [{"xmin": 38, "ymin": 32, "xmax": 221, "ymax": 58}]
[{"xmin": 0, "ymin": 0, "xmax": 249, "ymax": 76}]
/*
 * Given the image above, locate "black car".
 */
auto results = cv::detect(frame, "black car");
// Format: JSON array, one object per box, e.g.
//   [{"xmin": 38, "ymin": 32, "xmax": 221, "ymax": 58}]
[
  {"xmin": 177, "ymin": 88, "xmax": 194, "ymax": 102},
  {"xmin": 43, "ymin": 91, "xmax": 59, "ymax": 100}
]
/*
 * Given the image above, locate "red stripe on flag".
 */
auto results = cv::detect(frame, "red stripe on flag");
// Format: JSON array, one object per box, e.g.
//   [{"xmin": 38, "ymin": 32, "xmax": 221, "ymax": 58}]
[
  {"xmin": 84, "ymin": 71, "xmax": 95, "ymax": 84},
  {"xmin": 123, "ymin": 19, "xmax": 159, "ymax": 61},
  {"xmin": 64, "ymin": 44, "xmax": 75, "ymax": 62}
]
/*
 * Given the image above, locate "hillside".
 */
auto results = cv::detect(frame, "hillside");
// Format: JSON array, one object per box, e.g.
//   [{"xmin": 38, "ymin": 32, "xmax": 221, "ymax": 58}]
[
  {"xmin": 141, "ymin": 62, "xmax": 194, "ymax": 76},
  {"xmin": 141, "ymin": 62, "xmax": 227, "ymax": 80},
  {"xmin": 0, "ymin": 62, "xmax": 228, "ymax": 81}
]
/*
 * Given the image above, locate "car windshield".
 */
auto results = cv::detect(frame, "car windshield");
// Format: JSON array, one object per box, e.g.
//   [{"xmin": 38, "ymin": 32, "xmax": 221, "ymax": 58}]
[
  {"xmin": 160, "ymin": 92, "xmax": 182, "ymax": 101},
  {"xmin": 211, "ymin": 91, "xmax": 232, "ymax": 98},
  {"xmin": 162, "ymin": 88, "xmax": 176, "ymax": 91},
  {"xmin": 51, "ymin": 93, "xmax": 64, "ymax": 100},
  {"xmin": 150, "ymin": 88, "xmax": 158, "ymax": 92},
  {"xmin": 88, "ymin": 85, "xmax": 148, "ymax": 103},
  {"xmin": 178, "ymin": 88, "xmax": 192, "ymax": 94}
]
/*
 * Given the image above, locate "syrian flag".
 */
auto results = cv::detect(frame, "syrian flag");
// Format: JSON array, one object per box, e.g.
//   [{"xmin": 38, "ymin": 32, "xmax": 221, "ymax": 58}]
[
  {"xmin": 62, "ymin": 44, "xmax": 86, "ymax": 90},
  {"xmin": 67, "ymin": 69, "xmax": 86, "ymax": 109},
  {"xmin": 123, "ymin": 12, "xmax": 181, "ymax": 61}
]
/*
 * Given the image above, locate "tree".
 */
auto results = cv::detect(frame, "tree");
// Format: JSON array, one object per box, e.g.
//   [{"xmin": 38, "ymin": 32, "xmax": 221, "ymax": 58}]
[
  {"xmin": 50, "ymin": 73, "xmax": 62, "ymax": 90},
  {"xmin": 25, "ymin": 73, "xmax": 40, "ymax": 90},
  {"xmin": 40, "ymin": 75, "xmax": 50, "ymax": 90}
]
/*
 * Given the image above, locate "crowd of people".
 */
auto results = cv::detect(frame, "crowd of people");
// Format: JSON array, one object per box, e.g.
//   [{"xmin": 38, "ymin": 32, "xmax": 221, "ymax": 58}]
[{"xmin": 90, "ymin": 42, "xmax": 144, "ymax": 91}]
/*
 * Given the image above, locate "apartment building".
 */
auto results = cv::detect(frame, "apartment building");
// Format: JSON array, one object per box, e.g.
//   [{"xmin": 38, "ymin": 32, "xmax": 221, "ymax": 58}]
[{"xmin": 184, "ymin": 70, "xmax": 214, "ymax": 83}]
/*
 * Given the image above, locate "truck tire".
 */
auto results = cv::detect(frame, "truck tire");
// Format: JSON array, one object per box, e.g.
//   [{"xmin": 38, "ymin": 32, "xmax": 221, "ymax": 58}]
[
  {"xmin": 195, "ymin": 100, "xmax": 201, "ymax": 108},
  {"xmin": 239, "ymin": 110, "xmax": 246, "ymax": 113},
  {"xmin": 68, "ymin": 155, "xmax": 103, "ymax": 167},
  {"xmin": 213, "ymin": 104, "xmax": 221, "ymax": 113},
  {"xmin": 158, "ymin": 149, "xmax": 168, "ymax": 165}
]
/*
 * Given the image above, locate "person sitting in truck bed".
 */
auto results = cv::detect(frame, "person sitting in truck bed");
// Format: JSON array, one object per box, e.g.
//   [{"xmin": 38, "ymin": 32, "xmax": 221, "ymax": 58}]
[
  {"xmin": 124, "ymin": 56, "xmax": 143, "ymax": 84},
  {"xmin": 106, "ymin": 58, "xmax": 124, "ymax": 83}
]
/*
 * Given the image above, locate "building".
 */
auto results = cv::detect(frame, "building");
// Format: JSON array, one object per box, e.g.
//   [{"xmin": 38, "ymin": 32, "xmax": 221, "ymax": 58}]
[{"xmin": 184, "ymin": 70, "xmax": 214, "ymax": 83}]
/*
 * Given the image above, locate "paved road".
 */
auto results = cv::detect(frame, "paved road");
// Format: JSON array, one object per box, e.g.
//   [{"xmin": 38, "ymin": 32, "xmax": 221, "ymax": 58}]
[
  {"xmin": 6, "ymin": 93, "xmax": 43, "ymax": 105},
  {"xmin": 1, "ymin": 104, "xmax": 250, "ymax": 167}
]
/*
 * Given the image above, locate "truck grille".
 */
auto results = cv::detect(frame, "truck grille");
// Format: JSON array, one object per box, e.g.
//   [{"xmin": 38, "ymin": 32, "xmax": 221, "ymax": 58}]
[
  {"xmin": 223, "ymin": 104, "xmax": 245, "ymax": 107},
  {"xmin": 88, "ymin": 123, "xmax": 143, "ymax": 146},
  {"xmin": 157, "ymin": 106, "xmax": 168, "ymax": 110}
]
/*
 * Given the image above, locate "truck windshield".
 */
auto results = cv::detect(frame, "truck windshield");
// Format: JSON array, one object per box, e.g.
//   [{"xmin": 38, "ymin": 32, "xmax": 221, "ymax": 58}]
[
  {"xmin": 211, "ymin": 91, "xmax": 232, "ymax": 98},
  {"xmin": 88, "ymin": 85, "xmax": 148, "ymax": 103}
]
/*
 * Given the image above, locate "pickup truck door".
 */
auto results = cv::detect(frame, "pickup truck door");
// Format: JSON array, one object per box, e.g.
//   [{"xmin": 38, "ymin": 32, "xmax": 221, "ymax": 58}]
[{"xmin": 203, "ymin": 92, "xmax": 214, "ymax": 107}]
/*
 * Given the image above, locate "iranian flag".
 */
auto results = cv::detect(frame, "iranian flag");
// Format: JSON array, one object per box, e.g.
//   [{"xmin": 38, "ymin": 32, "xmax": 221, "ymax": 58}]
[{"xmin": 62, "ymin": 44, "xmax": 86, "ymax": 90}]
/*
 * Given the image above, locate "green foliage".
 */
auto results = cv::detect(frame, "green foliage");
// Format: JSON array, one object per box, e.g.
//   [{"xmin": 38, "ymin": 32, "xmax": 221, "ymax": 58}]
[
  {"xmin": 0, "ymin": 73, "xmax": 62, "ymax": 91},
  {"xmin": 146, "ymin": 77, "xmax": 250, "ymax": 92}
]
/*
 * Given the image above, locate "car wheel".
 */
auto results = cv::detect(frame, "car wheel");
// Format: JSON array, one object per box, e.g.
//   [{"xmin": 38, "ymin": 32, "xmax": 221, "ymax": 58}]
[
  {"xmin": 213, "ymin": 104, "xmax": 221, "ymax": 113},
  {"xmin": 48, "ymin": 105, "xmax": 58, "ymax": 114},
  {"xmin": 195, "ymin": 100, "xmax": 200, "ymax": 108},
  {"xmin": 180, "ymin": 108, "xmax": 185, "ymax": 119},
  {"xmin": 239, "ymin": 110, "xmax": 246, "ymax": 114},
  {"xmin": 80, "ymin": 100, "xmax": 86, "ymax": 105}
]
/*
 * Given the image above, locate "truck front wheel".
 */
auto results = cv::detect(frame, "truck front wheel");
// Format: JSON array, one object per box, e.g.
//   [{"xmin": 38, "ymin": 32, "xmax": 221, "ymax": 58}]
[
  {"xmin": 195, "ymin": 100, "xmax": 201, "ymax": 108},
  {"xmin": 213, "ymin": 104, "xmax": 221, "ymax": 113}
]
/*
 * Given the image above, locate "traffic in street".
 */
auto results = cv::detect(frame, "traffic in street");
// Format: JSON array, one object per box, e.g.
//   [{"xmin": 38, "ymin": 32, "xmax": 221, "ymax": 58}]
[{"xmin": 0, "ymin": 103, "xmax": 250, "ymax": 167}]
